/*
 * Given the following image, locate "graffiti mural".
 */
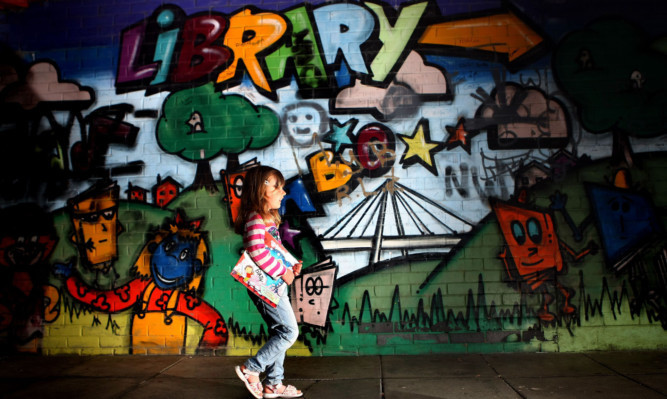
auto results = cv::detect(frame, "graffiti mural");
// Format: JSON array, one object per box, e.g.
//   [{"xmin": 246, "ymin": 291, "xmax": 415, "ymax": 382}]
[
  {"xmin": 0, "ymin": 0, "xmax": 666, "ymax": 355},
  {"xmin": 56, "ymin": 209, "xmax": 227, "ymax": 354}
]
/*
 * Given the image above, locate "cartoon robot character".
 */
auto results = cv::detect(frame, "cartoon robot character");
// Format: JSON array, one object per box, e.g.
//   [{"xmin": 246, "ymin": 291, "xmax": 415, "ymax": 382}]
[
  {"xmin": 586, "ymin": 170, "xmax": 666, "ymax": 326},
  {"xmin": 60, "ymin": 210, "xmax": 227, "ymax": 354},
  {"xmin": 586, "ymin": 178, "xmax": 663, "ymax": 272},
  {"xmin": 67, "ymin": 180, "xmax": 124, "ymax": 287},
  {"xmin": 491, "ymin": 198, "xmax": 596, "ymax": 322},
  {"xmin": 0, "ymin": 203, "xmax": 60, "ymax": 353}
]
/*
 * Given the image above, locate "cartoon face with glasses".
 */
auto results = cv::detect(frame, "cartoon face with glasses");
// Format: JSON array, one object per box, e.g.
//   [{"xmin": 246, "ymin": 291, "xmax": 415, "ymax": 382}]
[{"xmin": 67, "ymin": 181, "xmax": 124, "ymax": 286}]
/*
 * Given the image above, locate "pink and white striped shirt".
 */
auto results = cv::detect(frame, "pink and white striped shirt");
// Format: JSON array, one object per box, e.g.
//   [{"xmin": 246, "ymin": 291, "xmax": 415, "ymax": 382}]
[{"xmin": 243, "ymin": 212, "xmax": 287, "ymax": 279}]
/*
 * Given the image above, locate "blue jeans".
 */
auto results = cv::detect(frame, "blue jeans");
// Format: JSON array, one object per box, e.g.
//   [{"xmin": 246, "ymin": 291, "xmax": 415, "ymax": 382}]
[{"xmin": 245, "ymin": 288, "xmax": 299, "ymax": 386}]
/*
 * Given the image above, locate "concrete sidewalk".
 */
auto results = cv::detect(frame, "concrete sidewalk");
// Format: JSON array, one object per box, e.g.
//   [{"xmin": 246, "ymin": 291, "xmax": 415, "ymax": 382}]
[{"xmin": 1, "ymin": 351, "xmax": 666, "ymax": 398}]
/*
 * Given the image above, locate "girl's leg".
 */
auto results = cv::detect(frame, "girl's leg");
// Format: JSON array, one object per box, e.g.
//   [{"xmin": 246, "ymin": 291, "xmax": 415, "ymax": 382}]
[{"xmin": 245, "ymin": 290, "xmax": 299, "ymax": 385}]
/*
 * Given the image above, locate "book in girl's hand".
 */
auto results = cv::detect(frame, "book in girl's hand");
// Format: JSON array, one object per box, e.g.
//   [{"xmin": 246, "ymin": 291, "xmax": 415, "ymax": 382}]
[{"xmin": 230, "ymin": 232, "xmax": 299, "ymax": 307}]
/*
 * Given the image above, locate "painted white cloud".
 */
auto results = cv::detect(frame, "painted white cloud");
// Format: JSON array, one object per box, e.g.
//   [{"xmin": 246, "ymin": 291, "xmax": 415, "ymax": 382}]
[
  {"xmin": 4, "ymin": 62, "xmax": 93, "ymax": 110},
  {"xmin": 334, "ymin": 51, "xmax": 448, "ymax": 119}
]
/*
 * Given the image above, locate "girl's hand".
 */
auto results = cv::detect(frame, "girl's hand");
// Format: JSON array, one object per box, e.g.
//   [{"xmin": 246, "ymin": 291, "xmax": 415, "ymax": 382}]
[
  {"xmin": 282, "ymin": 268, "xmax": 295, "ymax": 285},
  {"xmin": 293, "ymin": 262, "xmax": 303, "ymax": 276}
]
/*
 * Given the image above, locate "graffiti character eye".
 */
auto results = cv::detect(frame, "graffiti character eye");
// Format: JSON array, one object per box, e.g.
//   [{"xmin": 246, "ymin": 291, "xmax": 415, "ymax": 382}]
[
  {"xmin": 288, "ymin": 115, "xmax": 298, "ymax": 123},
  {"xmin": 164, "ymin": 239, "xmax": 175, "ymax": 253},
  {"xmin": 233, "ymin": 175, "xmax": 244, "ymax": 198},
  {"xmin": 179, "ymin": 248, "xmax": 191, "ymax": 261},
  {"xmin": 622, "ymin": 201, "xmax": 630, "ymax": 213},
  {"xmin": 306, "ymin": 114, "xmax": 313, "ymax": 120},
  {"xmin": 102, "ymin": 209, "xmax": 115, "ymax": 220},
  {"xmin": 526, "ymin": 218, "xmax": 542, "ymax": 244},
  {"xmin": 511, "ymin": 221, "xmax": 526, "ymax": 245},
  {"xmin": 609, "ymin": 197, "xmax": 631, "ymax": 213},
  {"xmin": 82, "ymin": 213, "xmax": 99, "ymax": 223}
]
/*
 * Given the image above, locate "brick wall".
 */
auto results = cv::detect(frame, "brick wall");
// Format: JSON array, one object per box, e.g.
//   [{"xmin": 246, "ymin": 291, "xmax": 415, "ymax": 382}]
[{"xmin": 0, "ymin": 0, "xmax": 666, "ymax": 356}]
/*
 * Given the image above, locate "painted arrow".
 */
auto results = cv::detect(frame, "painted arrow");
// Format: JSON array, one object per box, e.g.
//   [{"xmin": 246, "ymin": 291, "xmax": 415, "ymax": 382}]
[{"xmin": 418, "ymin": 11, "xmax": 544, "ymax": 64}]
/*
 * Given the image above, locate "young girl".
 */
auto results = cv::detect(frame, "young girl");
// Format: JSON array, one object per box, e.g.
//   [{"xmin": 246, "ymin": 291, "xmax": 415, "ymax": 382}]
[{"xmin": 234, "ymin": 166, "xmax": 303, "ymax": 399}]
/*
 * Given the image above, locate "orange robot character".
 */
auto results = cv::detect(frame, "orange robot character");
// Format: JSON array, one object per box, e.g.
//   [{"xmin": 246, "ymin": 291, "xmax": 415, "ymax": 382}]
[
  {"xmin": 67, "ymin": 180, "xmax": 124, "ymax": 287},
  {"xmin": 492, "ymin": 198, "xmax": 595, "ymax": 322}
]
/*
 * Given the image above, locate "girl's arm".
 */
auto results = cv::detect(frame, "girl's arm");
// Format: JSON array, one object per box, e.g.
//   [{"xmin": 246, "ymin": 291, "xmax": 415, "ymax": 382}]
[{"xmin": 243, "ymin": 213, "xmax": 287, "ymax": 279}]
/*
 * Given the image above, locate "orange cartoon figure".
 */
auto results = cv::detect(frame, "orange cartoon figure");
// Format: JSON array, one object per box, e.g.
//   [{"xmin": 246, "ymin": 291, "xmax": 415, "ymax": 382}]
[
  {"xmin": 67, "ymin": 180, "xmax": 124, "ymax": 287},
  {"xmin": 60, "ymin": 210, "xmax": 227, "ymax": 354},
  {"xmin": 491, "ymin": 198, "xmax": 596, "ymax": 322}
]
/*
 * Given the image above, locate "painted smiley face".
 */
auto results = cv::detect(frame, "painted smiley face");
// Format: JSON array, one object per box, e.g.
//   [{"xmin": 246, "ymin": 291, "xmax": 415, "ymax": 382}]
[{"xmin": 282, "ymin": 102, "xmax": 328, "ymax": 146}]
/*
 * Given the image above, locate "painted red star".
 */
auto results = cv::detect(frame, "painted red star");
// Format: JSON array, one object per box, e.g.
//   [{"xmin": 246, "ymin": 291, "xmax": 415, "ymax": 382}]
[{"xmin": 445, "ymin": 118, "xmax": 476, "ymax": 154}]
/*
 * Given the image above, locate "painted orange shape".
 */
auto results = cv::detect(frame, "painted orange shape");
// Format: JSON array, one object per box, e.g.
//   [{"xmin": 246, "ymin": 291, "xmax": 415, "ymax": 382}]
[
  {"xmin": 216, "ymin": 8, "xmax": 287, "ymax": 91},
  {"xmin": 419, "ymin": 12, "xmax": 543, "ymax": 62},
  {"xmin": 309, "ymin": 150, "xmax": 353, "ymax": 192},
  {"xmin": 492, "ymin": 200, "xmax": 563, "ymax": 288}
]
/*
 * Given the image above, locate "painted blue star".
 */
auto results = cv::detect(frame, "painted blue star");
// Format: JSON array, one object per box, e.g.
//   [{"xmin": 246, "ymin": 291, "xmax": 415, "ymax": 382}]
[{"xmin": 324, "ymin": 118, "xmax": 357, "ymax": 153}]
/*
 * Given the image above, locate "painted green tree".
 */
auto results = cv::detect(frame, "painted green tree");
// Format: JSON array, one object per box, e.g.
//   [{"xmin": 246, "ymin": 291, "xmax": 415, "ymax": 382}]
[
  {"xmin": 553, "ymin": 19, "xmax": 667, "ymax": 167},
  {"xmin": 156, "ymin": 84, "xmax": 280, "ymax": 192}
]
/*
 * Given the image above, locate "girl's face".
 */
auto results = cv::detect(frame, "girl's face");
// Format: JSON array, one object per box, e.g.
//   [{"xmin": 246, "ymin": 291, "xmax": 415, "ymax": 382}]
[{"xmin": 264, "ymin": 175, "xmax": 285, "ymax": 211}]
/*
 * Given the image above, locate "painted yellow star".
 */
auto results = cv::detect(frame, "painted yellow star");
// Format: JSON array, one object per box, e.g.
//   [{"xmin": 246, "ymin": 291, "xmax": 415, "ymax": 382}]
[{"xmin": 397, "ymin": 119, "xmax": 445, "ymax": 175}]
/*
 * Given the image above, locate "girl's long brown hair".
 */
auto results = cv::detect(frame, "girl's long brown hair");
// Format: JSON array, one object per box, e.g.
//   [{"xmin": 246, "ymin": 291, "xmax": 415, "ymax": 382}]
[{"xmin": 233, "ymin": 165, "xmax": 285, "ymax": 235}]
